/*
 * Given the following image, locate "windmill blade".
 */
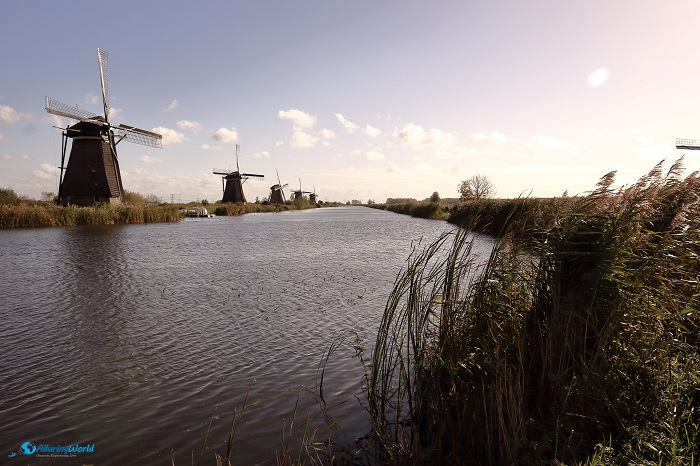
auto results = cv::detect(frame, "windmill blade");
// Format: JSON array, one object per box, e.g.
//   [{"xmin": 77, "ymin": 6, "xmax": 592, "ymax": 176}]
[
  {"xmin": 213, "ymin": 169, "xmax": 236, "ymax": 175},
  {"xmin": 241, "ymin": 173, "xmax": 264, "ymax": 178},
  {"xmin": 676, "ymin": 138, "xmax": 700, "ymax": 150},
  {"xmin": 114, "ymin": 124, "xmax": 162, "ymax": 148},
  {"xmin": 45, "ymin": 96, "xmax": 105, "ymax": 124},
  {"xmin": 97, "ymin": 48, "xmax": 110, "ymax": 122}
]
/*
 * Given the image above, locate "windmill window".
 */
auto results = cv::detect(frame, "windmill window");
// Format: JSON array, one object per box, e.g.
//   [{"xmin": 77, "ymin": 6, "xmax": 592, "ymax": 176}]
[{"xmin": 91, "ymin": 167, "xmax": 96, "ymax": 173}]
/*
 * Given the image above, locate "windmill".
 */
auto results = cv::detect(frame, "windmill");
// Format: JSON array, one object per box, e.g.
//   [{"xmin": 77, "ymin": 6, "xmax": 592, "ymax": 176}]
[
  {"xmin": 308, "ymin": 186, "xmax": 318, "ymax": 204},
  {"xmin": 45, "ymin": 48, "xmax": 162, "ymax": 206},
  {"xmin": 676, "ymin": 138, "xmax": 700, "ymax": 150},
  {"xmin": 290, "ymin": 178, "xmax": 312, "ymax": 201},
  {"xmin": 213, "ymin": 144, "xmax": 264, "ymax": 203},
  {"xmin": 268, "ymin": 169, "xmax": 289, "ymax": 204}
]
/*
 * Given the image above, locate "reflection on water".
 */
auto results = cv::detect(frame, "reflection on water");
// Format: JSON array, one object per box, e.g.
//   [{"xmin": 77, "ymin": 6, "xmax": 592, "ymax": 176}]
[{"xmin": 0, "ymin": 207, "xmax": 493, "ymax": 463}]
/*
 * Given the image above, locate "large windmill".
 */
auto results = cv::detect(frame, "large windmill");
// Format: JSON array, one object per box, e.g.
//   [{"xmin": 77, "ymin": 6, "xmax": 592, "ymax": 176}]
[
  {"xmin": 676, "ymin": 138, "xmax": 700, "ymax": 150},
  {"xmin": 268, "ymin": 170, "xmax": 289, "ymax": 204},
  {"xmin": 290, "ymin": 179, "xmax": 312, "ymax": 201},
  {"xmin": 45, "ymin": 48, "xmax": 162, "ymax": 206},
  {"xmin": 213, "ymin": 145, "xmax": 264, "ymax": 203}
]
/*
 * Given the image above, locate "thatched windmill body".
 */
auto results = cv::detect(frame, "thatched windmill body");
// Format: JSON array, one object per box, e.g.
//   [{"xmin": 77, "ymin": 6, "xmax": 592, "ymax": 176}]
[
  {"xmin": 309, "ymin": 186, "xmax": 318, "ymax": 204},
  {"xmin": 268, "ymin": 170, "xmax": 289, "ymax": 204},
  {"xmin": 290, "ymin": 179, "xmax": 312, "ymax": 201},
  {"xmin": 45, "ymin": 49, "xmax": 162, "ymax": 206},
  {"xmin": 213, "ymin": 145, "xmax": 264, "ymax": 203}
]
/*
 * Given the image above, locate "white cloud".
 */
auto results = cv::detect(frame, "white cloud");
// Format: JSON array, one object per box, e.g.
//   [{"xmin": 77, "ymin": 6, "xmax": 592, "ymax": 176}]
[
  {"xmin": 177, "ymin": 120, "xmax": 201, "ymax": 133},
  {"xmin": 0, "ymin": 132, "xmax": 4, "ymax": 140},
  {"xmin": 0, "ymin": 104, "xmax": 31, "ymax": 124},
  {"xmin": 394, "ymin": 123, "xmax": 455, "ymax": 149},
  {"xmin": 33, "ymin": 163, "xmax": 58, "ymax": 180},
  {"xmin": 153, "ymin": 126, "xmax": 187, "ymax": 145},
  {"xmin": 636, "ymin": 139, "xmax": 674, "ymax": 162},
  {"xmin": 278, "ymin": 108, "xmax": 316, "ymax": 129},
  {"xmin": 84, "ymin": 94, "xmax": 100, "ymax": 105},
  {"xmin": 212, "ymin": 127, "xmax": 238, "ymax": 143},
  {"xmin": 22, "ymin": 154, "xmax": 30, "ymax": 160},
  {"xmin": 365, "ymin": 150, "xmax": 385, "ymax": 161},
  {"xmin": 139, "ymin": 155, "xmax": 163, "ymax": 164},
  {"xmin": 530, "ymin": 134, "xmax": 580, "ymax": 153},
  {"xmin": 201, "ymin": 144, "xmax": 221, "ymax": 150},
  {"xmin": 109, "ymin": 108, "xmax": 123, "ymax": 119},
  {"xmin": 0, "ymin": 153, "xmax": 10, "ymax": 160},
  {"xmin": 275, "ymin": 141, "xmax": 284, "ymax": 147},
  {"xmin": 290, "ymin": 129, "xmax": 319, "ymax": 148},
  {"xmin": 587, "ymin": 68, "xmax": 610, "ymax": 88},
  {"xmin": 320, "ymin": 128, "xmax": 336, "ymax": 139},
  {"xmin": 385, "ymin": 162, "xmax": 398, "ymax": 172},
  {"xmin": 445, "ymin": 165, "xmax": 463, "ymax": 174},
  {"xmin": 469, "ymin": 131, "xmax": 508, "ymax": 145},
  {"xmin": 252, "ymin": 151, "xmax": 270, "ymax": 158},
  {"xmin": 335, "ymin": 113, "xmax": 359, "ymax": 133},
  {"xmin": 163, "ymin": 100, "xmax": 179, "ymax": 112},
  {"xmin": 365, "ymin": 125, "xmax": 382, "ymax": 137}
]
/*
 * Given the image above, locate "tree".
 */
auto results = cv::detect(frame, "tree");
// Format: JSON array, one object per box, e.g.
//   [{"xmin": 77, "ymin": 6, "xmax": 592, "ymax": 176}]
[
  {"xmin": 458, "ymin": 175, "xmax": 494, "ymax": 200},
  {"xmin": 430, "ymin": 191, "xmax": 440, "ymax": 203}
]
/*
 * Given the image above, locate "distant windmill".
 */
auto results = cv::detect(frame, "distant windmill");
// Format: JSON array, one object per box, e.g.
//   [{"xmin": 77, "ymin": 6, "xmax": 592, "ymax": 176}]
[
  {"xmin": 290, "ymin": 179, "xmax": 312, "ymax": 201},
  {"xmin": 213, "ymin": 145, "xmax": 264, "ymax": 203},
  {"xmin": 45, "ymin": 48, "xmax": 162, "ymax": 206},
  {"xmin": 676, "ymin": 138, "xmax": 700, "ymax": 150},
  {"xmin": 268, "ymin": 169, "xmax": 289, "ymax": 204},
  {"xmin": 308, "ymin": 186, "xmax": 318, "ymax": 204}
]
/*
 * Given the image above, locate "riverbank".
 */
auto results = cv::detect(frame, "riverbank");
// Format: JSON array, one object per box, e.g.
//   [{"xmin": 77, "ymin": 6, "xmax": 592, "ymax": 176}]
[{"xmin": 367, "ymin": 160, "xmax": 700, "ymax": 464}]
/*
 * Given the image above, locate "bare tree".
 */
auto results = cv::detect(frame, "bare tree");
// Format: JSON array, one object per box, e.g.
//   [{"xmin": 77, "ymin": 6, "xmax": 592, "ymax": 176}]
[{"xmin": 458, "ymin": 175, "xmax": 494, "ymax": 200}]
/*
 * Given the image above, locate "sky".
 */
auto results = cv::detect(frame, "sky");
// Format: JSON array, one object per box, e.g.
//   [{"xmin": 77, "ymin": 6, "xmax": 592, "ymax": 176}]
[{"xmin": 1, "ymin": 1, "xmax": 700, "ymax": 204}]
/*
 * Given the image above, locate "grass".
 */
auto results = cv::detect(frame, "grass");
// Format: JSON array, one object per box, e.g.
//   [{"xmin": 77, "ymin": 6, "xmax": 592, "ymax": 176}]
[
  {"xmin": 367, "ymin": 158, "xmax": 700, "ymax": 465},
  {"xmin": 0, "ymin": 202, "xmax": 181, "ymax": 228}
]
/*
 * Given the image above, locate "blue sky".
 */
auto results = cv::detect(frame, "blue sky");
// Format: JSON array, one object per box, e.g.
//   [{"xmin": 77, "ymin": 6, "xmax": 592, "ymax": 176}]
[{"xmin": 2, "ymin": 1, "xmax": 700, "ymax": 203}]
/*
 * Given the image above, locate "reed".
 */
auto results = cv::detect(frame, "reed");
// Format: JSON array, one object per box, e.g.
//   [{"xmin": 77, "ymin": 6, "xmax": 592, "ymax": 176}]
[
  {"xmin": 0, "ymin": 203, "xmax": 181, "ymax": 229},
  {"xmin": 372, "ymin": 201, "xmax": 450, "ymax": 220},
  {"xmin": 368, "ymin": 158, "xmax": 700, "ymax": 465}
]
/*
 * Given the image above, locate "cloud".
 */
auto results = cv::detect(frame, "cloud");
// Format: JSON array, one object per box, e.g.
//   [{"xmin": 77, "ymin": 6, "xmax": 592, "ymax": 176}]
[
  {"xmin": 139, "ymin": 155, "xmax": 163, "ymax": 164},
  {"xmin": 22, "ymin": 154, "xmax": 30, "ymax": 160},
  {"xmin": 153, "ymin": 126, "xmax": 187, "ymax": 145},
  {"xmin": 290, "ymin": 129, "xmax": 319, "ymax": 148},
  {"xmin": 335, "ymin": 113, "xmax": 359, "ymax": 133},
  {"xmin": 530, "ymin": 134, "xmax": 580, "ymax": 153},
  {"xmin": 385, "ymin": 162, "xmax": 398, "ymax": 172},
  {"xmin": 365, "ymin": 125, "xmax": 382, "ymax": 137},
  {"xmin": 275, "ymin": 141, "xmax": 284, "ymax": 147},
  {"xmin": 278, "ymin": 109, "xmax": 316, "ymax": 129},
  {"xmin": 365, "ymin": 150, "xmax": 385, "ymax": 161},
  {"xmin": 201, "ymin": 144, "xmax": 220, "ymax": 150},
  {"xmin": 212, "ymin": 127, "xmax": 238, "ymax": 143},
  {"xmin": 0, "ymin": 132, "xmax": 4, "ymax": 140},
  {"xmin": 320, "ymin": 128, "xmax": 336, "ymax": 139},
  {"xmin": 469, "ymin": 131, "xmax": 508, "ymax": 145},
  {"xmin": 636, "ymin": 138, "xmax": 674, "ymax": 162},
  {"xmin": 163, "ymin": 100, "xmax": 179, "ymax": 112},
  {"xmin": 252, "ymin": 151, "xmax": 270, "ymax": 158},
  {"xmin": 394, "ymin": 123, "xmax": 455, "ymax": 149},
  {"xmin": 587, "ymin": 68, "xmax": 610, "ymax": 88},
  {"xmin": 177, "ymin": 120, "xmax": 201, "ymax": 133},
  {"xmin": 33, "ymin": 163, "xmax": 58, "ymax": 180},
  {"xmin": 445, "ymin": 165, "xmax": 463, "ymax": 174},
  {"xmin": 109, "ymin": 108, "xmax": 123, "ymax": 119},
  {"xmin": 0, "ymin": 104, "xmax": 32, "ymax": 124},
  {"xmin": 0, "ymin": 153, "xmax": 10, "ymax": 160},
  {"xmin": 84, "ymin": 94, "xmax": 100, "ymax": 105}
]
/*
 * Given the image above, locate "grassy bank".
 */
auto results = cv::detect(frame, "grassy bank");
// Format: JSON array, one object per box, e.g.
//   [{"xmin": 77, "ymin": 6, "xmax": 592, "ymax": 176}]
[
  {"xmin": 368, "ymin": 159, "xmax": 700, "ymax": 465},
  {"xmin": 0, "ymin": 202, "xmax": 181, "ymax": 229},
  {"xmin": 370, "ymin": 201, "xmax": 451, "ymax": 220}
]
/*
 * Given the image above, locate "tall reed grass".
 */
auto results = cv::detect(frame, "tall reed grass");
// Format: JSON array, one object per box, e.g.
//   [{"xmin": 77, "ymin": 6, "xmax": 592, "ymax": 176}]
[
  {"xmin": 0, "ymin": 203, "xmax": 181, "ymax": 229},
  {"xmin": 368, "ymin": 158, "xmax": 700, "ymax": 465}
]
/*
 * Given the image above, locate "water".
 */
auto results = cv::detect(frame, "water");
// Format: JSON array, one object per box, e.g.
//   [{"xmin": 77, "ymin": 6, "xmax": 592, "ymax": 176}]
[{"xmin": 0, "ymin": 207, "xmax": 493, "ymax": 464}]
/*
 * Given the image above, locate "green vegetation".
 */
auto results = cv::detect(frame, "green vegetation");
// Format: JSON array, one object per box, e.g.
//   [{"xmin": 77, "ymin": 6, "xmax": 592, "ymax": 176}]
[{"xmin": 368, "ymin": 158, "xmax": 700, "ymax": 465}]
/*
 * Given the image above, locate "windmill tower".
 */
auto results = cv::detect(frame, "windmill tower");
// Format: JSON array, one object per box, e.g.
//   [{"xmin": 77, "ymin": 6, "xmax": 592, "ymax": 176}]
[
  {"xmin": 213, "ymin": 145, "xmax": 264, "ymax": 203},
  {"xmin": 45, "ymin": 48, "xmax": 162, "ymax": 206},
  {"xmin": 676, "ymin": 138, "xmax": 700, "ymax": 150},
  {"xmin": 308, "ymin": 186, "xmax": 318, "ymax": 204},
  {"xmin": 290, "ymin": 179, "xmax": 312, "ymax": 201},
  {"xmin": 268, "ymin": 170, "xmax": 289, "ymax": 204}
]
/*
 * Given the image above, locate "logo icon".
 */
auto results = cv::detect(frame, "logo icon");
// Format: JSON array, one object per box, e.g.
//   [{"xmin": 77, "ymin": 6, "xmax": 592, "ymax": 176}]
[{"xmin": 20, "ymin": 442, "xmax": 37, "ymax": 455}]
